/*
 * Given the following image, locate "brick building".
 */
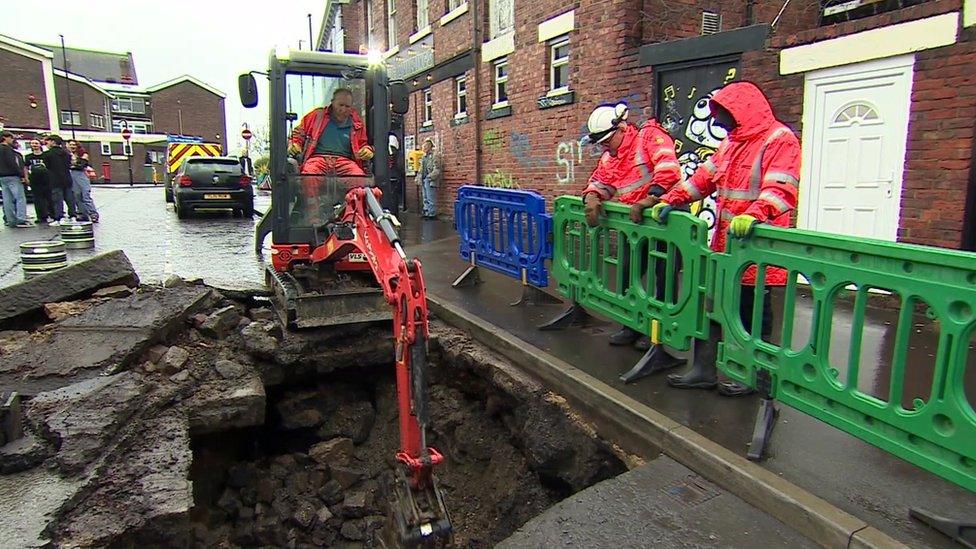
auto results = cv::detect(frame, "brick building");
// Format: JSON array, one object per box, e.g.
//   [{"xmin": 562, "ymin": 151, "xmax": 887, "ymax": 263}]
[
  {"xmin": 317, "ymin": 0, "xmax": 976, "ymax": 250},
  {"xmin": 0, "ymin": 34, "xmax": 227, "ymax": 184}
]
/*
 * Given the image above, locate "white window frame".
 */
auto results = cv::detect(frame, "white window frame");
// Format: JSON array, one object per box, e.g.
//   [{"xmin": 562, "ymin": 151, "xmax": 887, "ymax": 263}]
[
  {"xmin": 113, "ymin": 96, "xmax": 145, "ymax": 115},
  {"xmin": 416, "ymin": 0, "xmax": 429, "ymax": 31},
  {"xmin": 122, "ymin": 142, "xmax": 133, "ymax": 156},
  {"xmin": 488, "ymin": 0, "xmax": 514, "ymax": 39},
  {"xmin": 493, "ymin": 59, "xmax": 509, "ymax": 108},
  {"xmin": 388, "ymin": 0, "xmax": 398, "ymax": 49},
  {"xmin": 60, "ymin": 110, "xmax": 81, "ymax": 126},
  {"xmin": 549, "ymin": 37, "xmax": 570, "ymax": 93},
  {"xmin": 100, "ymin": 142, "xmax": 111, "ymax": 155},
  {"xmin": 447, "ymin": 0, "xmax": 463, "ymax": 11},
  {"xmin": 90, "ymin": 113, "xmax": 106, "ymax": 129},
  {"xmin": 455, "ymin": 76, "xmax": 467, "ymax": 118},
  {"xmin": 422, "ymin": 88, "xmax": 433, "ymax": 126},
  {"xmin": 366, "ymin": 0, "xmax": 375, "ymax": 47}
]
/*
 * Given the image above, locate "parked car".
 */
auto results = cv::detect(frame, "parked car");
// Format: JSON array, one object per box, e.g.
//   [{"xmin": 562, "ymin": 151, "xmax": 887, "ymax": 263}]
[{"xmin": 169, "ymin": 156, "xmax": 254, "ymax": 219}]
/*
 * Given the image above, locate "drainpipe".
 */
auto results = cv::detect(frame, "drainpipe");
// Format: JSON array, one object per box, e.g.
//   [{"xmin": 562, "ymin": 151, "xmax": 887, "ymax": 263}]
[
  {"xmin": 746, "ymin": 0, "xmax": 756, "ymax": 26},
  {"xmin": 471, "ymin": 0, "xmax": 483, "ymax": 186}
]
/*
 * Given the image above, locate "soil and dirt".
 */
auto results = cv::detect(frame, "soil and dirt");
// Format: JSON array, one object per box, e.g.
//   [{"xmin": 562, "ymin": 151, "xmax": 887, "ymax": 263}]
[{"xmin": 0, "ymin": 266, "xmax": 629, "ymax": 548}]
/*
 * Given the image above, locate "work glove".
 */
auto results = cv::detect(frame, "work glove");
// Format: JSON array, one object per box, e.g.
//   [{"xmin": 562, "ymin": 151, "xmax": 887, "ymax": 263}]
[
  {"xmin": 649, "ymin": 201, "xmax": 673, "ymax": 223},
  {"xmin": 355, "ymin": 146, "xmax": 375, "ymax": 161},
  {"xmin": 583, "ymin": 194, "xmax": 603, "ymax": 227},
  {"xmin": 287, "ymin": 142, "xmax": 302, "ymax": 158},
  {"xmin": 729, "ymin": 214, "xmax": 758, "ymax": 238},
  {"xmin": 629, "ymin": 195, "xmax": 660, "ymax": 224}
]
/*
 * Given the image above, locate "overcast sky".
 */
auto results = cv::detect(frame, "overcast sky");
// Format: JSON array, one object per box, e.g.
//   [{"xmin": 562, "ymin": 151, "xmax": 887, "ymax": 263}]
[{"xmin": 0, "ymin": 0, "xmax": 326, "ymax": 152}]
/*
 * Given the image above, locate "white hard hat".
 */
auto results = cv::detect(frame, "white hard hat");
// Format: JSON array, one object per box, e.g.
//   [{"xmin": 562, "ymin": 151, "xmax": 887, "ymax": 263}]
[{"xmin": 586, "ymin": 103, "xmax": 629, "ymax": 144}]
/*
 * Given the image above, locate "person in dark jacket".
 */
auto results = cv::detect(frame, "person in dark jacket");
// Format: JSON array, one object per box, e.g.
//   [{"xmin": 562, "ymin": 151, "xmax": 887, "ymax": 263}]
[
  {"xmin": 42, "ymin": 135, "xmax": 76, "ymax": 225},
  {"xmin": 0, "ymin": 131, "xmax": 31, "ymax": 227},
  {"xmin": 68, "ymin": 140, "xmax": 99, "ymax": 223},
  {"xmin": 25, "ymin": 139, "xmax": 54, "ymax": 224}
]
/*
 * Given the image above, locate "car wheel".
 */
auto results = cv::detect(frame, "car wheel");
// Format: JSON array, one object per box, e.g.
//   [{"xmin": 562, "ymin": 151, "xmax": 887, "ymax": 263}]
[
  {"xmin": 175, "ymin": 199, "xmax": 190, "ymax": 219},
  {"xmin": 165, "ymin": 185, "xmax": 174, "ymax": 203},
  {"xmin": 242, "ymin": 201, "xmax": 255, "ymax": 217},
  {"xmin": 232, "ymin": 208, "xmax": 243, "ymax": 218}
]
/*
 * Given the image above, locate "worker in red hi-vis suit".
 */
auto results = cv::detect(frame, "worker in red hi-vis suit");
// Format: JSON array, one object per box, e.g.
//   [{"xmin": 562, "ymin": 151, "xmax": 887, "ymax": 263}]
[
  {"xmin": 651, "ymin": 81, "xmax": 800, "ymax": 397},
  {"xmin": 578, "ymin": 102, "xmax": 687, "ymax": 379},
  {"xmin": 289, "ymin": 88, "xmax": 375, "ymax": 223}
]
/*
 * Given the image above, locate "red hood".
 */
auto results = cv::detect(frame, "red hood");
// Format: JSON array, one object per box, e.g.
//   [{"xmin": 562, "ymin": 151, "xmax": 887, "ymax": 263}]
[{"xmin": 710, "ymin": 82, "xmax": 776, "ymax": 140}]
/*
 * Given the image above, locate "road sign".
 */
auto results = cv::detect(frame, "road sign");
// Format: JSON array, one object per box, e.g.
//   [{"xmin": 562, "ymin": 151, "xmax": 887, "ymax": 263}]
[
  {"xmin": 241, "ymin": 128, "xmax": 253, "ymax": 141},
  {"xmin": 121, "ymin": 128, "xmax": 132, "ymax": 141}
]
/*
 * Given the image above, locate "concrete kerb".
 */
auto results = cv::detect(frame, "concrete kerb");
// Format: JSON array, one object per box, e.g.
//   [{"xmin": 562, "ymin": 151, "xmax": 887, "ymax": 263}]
[{"xmin": 426, "ymin": 293, "xmax": 908, "ymax": 549}]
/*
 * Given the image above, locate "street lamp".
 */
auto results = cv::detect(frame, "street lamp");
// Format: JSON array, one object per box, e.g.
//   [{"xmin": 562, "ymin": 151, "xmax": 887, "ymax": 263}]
[{"xmin": 59, "ymin": 34, "xmax": 76, "ymax": 141}]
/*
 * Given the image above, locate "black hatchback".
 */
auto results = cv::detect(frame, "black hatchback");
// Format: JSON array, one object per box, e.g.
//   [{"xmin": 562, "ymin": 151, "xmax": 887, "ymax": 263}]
[{"xmin": 170, "ymin": 156, "xmax": 254, "ymax": 219}]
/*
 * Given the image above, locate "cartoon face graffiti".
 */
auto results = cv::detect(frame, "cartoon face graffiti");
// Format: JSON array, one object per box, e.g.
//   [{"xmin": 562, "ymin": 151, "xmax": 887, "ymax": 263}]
[{"xmin": 684, "ymin": 89, "xmax": 727, "ymax": 149}]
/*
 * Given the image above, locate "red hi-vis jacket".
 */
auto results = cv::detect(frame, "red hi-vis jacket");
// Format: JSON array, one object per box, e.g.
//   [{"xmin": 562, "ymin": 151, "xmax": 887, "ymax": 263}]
[
  {"xmin": 661, "ymin": 82, "xmax": 800, "ymax": 286},
  {"xmin": 582, "ymin": 120, "xmax": 682, "ymax": 205},
  {"xmin": 290, "ymin": 107, "xmax": 370, "ymax": 170}
]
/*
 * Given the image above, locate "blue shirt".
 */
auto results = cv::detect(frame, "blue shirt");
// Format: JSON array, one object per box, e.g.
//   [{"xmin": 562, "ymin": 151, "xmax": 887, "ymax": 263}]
[{"xmin": 313, "ymin": 116, "xmax": 353, "ymax": 158}]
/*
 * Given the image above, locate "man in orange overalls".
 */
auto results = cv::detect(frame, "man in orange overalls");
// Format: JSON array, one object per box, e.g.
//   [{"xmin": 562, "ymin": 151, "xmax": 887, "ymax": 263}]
[
  {"xmin": 580, "ymin": 103, "xmax": 686, "ymax": 376},
  {"xmin": 651, "ymin": 81, "xmax": 800, "ymax": 397}
]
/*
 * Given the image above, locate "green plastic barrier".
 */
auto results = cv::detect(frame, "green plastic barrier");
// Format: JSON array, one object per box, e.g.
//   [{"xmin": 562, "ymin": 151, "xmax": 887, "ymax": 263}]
[
  {"xmin": 714, "ymin": 225, "xmax": 976, "ymax": 491},
  {"xmin": 550, "ymin": 196, "xmax": 711, "ymax": 351}
]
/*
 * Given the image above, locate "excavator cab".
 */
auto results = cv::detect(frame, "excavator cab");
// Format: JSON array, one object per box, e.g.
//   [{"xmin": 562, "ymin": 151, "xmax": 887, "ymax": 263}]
[{"xmin": 240, "ymin": 51, "xmax": 451, "ymax": 547}]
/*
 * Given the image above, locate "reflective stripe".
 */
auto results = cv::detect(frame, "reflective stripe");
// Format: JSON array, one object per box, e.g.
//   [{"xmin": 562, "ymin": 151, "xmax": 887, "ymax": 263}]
[
  {"xmin": 634, "ymin": 148, "xmax": 652, "ymax": 178},
  {"xmin": 678, "ymin": 179, "xmax": 703, "ymax": 201},
  {"xmin": 653, "ymin": 161, "xmax": 680, "ymax": 173},
  {"xmin": 748, "ymin": 126, "xmax": 793, "ymax": 196},
  {"xmin": 764, "ymin": 171, "xmax": 799, "ymax": 186},
  {"xmin": 651, "ymin": 147, "xmax": 674, "ymax": 161},
  {"xmin": 719, "ymin": 209, "xmax": 735, "ymax": 221},
  {"xmin": 718, "ymin": 188, "xmax": 760, "ymax": 201},
  {"xmin": 703, "ymin": 159, "xmax": 717, "ymax": 174},
  {"xmin": 588, "ymin": 181, "xmax": 616, "ymax": 198},
  {"xmin": 759, "ymin": 190, "xmax": 791, "ymax": 213},
  {"xmin": 617, "ymin": 175, "xmax": 652, "ymax": 196}
]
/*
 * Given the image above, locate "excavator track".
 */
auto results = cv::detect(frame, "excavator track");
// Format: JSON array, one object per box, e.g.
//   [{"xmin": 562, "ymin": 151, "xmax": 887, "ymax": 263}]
[{"xmin": 265, "ymin": 263, "xmax": 391, "ymax": 330}]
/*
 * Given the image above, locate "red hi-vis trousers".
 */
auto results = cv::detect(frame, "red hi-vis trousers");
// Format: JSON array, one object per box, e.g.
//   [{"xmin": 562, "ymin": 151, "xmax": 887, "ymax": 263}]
[{"xmin": 300, "ymin": 155, "xmax": 367, "ymax": 224}]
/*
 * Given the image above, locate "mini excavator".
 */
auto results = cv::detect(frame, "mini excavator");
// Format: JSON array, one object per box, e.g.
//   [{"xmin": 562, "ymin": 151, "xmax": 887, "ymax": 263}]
[{"xmin": 240, "ymin": 49, "xmax": 451, "ymax": 546}]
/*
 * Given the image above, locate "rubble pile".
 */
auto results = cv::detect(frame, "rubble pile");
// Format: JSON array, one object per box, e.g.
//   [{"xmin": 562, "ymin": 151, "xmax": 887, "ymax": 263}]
[{"xmin": 0, "ymin": 253, "xmax": 626, "ymax": 547}]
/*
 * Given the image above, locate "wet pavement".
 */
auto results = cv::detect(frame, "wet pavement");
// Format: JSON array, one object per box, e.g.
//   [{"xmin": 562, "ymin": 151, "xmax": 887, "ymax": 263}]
[
  {"xmin": 409, "ymin": 231, "xmax": 976, "ymax": 549},
  {"xmin": 1, "ymin": 187, "xmax": 972, "ymax": 546}
]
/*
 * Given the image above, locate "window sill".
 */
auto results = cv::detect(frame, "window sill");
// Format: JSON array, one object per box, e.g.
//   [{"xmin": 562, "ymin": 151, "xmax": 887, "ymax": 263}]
[
  {"xmin": 486, "ymin": 104, "xmax": 511, "ymax": 120},
  {"xmin": 383, "ymin": 46, "xmax": 400, "ymax": 59},
  {"xmin": 439, "ymin": 3, "xmax": 469, "ymax": 26},
  {"xmin": 482, "ymin": 32, "xmax": 515, "ymax": 62},
  {"xmin": 419, "ymin": 123, "xmax": 435, "ymax": 133},
  {"xmin": 537, "ymin": 89, "xmax": 574, "ymax": 110},
  {"xmin": 409, "ymin": 26, "xmax": 432, "ymax": 44},
  {"xmin": 450, "ymin": 114, "xmax": 469, "ymax": 127}
]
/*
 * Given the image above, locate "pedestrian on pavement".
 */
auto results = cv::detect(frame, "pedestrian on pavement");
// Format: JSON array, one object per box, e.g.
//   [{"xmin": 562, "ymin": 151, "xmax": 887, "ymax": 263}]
[
  {"xmin": 579, "ymin": 103, "xmax": 685, "ymax": 373},
  {"xmin": 0, "ymin": 132, "xmax": 32, "ymax": 228},
  {"xmin": 42, "ymin": 135, "xmax": 77, "ymax": 225},
  {"xmin": 25, "ymin": 139, "xmax": 55, "ymax": 224},
  {"xmin": 68, "ymin": 140, "xmax": 99, "ymax": 223},
  {"xmin": 416, "ymin": 138, "xmax": 440, "ymax": 218},
  {"xmin": 650, "ymin": 81, "xmax": 800, "ymax": 397}
]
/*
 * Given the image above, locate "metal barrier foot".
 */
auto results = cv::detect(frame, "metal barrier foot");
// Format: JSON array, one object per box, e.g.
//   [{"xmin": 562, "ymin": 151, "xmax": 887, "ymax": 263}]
[
  {"xmin": 452, "ymin": 265, "xmax": 482, "ymax": 288},
  {"xmin": 910, "ymin": 508, "xmax": 976, "ymax": 548},
  {"xmin": 747, "ymin": 397, "xmax": 778, "ymax": 461},
  {"xmin": 510, "ymin": 285, "xmax": 563, "ymax": 307},
  {"xmin": 619, "ymin": 347, "xmax": 687, "ymax": 384},
  {"xmin": 538, "ymin": 302, "xmax": 590, "ymax": 331}
]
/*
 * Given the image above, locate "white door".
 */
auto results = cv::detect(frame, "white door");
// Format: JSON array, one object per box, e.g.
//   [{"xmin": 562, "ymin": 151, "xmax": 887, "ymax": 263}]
[{"xmin": 799, "ymin": 55, "xmax": 914, "ymax": 241}]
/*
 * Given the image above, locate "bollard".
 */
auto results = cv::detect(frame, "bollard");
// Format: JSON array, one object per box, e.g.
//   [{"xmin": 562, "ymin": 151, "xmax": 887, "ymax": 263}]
[
  {"xmin": 59, "ymin": 221, "xmax": 95, "ymax": 249},
  {"xmin": 20, "ymin": 240, "xmax": 68, "ymax": 278}
]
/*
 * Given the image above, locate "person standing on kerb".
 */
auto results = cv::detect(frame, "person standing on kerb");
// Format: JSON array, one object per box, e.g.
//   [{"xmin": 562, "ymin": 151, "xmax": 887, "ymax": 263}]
[
  {"xmin": 650, "ymin": 81, "xmax": 800, "ymax": 397},
  {"xmin": 580, "ymin": 102, "xmax": 686, "ymax": 374}
]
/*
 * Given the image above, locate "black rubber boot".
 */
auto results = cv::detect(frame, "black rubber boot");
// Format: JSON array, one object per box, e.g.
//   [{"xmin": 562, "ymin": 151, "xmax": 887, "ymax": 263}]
[
  {"xmin": 717, "ymin": 380, "xmax": 756, "ymax": 397},
  {"xmin": 666, "ymin": 334, "xmax": 718, "ymax": 390},
  {"xmin": 634, "ymin": 336, "xmax": 651, "ymax": 352},
  {"xmin": 609, "ymin": 325, "xmax": 641, "ymax": 346}
]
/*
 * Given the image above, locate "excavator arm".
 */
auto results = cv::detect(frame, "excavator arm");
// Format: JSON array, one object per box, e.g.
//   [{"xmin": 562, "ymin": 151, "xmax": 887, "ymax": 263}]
[{"xmin": 312, "ymin": 186, "xmax": 452, "ymax": 546}]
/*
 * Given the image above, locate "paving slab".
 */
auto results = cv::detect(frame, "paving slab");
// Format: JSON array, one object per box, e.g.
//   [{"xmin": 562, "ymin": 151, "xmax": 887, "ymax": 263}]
[
  {"xmin": 0, "ymin": 286, "xmax": 215, "ymax": 396},
  {"xmin": 499, "ymin": 455, "xmax": 817, "ymax": 548},
  {"xmin": 185, "ymin": 370, "xmax": 266, "ymax": 435},
  {"xmin": 0, "ymin": 250, "xmax": 138, "ymax": 326},
  {"xmin": 0, "ymin": 467, "xmax": 88, "ymax": 548}
]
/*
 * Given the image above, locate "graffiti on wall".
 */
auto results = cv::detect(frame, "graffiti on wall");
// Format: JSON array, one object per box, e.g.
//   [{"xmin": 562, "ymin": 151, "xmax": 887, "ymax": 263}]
[
  {"xmin": 482, "ymin": 129, "xmax": 504, "ymax": 151},
  {"xmin": 510, "ymin": 132, "xmax": 547, "ymax": 169},
  {"xmin": 555, "ymin": 140, "xmax": 584, "ymax": 187},
  {"xmin": 657, "ymin": 62, "xmax": 739, "ymax": 241},
  {"xmin": 483, "ymin": 169, "xmax": 520, "ymax": 189}
]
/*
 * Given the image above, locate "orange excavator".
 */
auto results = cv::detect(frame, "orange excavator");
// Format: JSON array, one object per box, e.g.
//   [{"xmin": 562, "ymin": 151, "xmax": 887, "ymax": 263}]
[{"xmin": 240, "ymin": 49, "xmax": 451, "ymax": 546}]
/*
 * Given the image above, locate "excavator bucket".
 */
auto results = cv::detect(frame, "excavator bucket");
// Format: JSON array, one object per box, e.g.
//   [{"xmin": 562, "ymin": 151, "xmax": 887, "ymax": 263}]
[{"xmin": 266, "ymin": 265, "xmax": 391, "ymax": 330}]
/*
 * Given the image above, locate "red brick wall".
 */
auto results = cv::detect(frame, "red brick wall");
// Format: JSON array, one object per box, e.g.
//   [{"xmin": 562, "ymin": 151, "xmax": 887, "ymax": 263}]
[
  {"xmin": 0, "ymin": 49, "xmax": 50, "ymax": 130},
  {"xmin": 53, "ymin": 75, "xmax": 109, "ymax": 132},
  {"xmin": 150, "ymin": 81, "xmax": 228, "ymax": 151}
]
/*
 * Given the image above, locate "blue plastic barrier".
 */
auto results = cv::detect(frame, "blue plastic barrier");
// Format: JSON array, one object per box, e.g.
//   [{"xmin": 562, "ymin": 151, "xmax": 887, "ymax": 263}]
[{"xmin": 454, "ymin": 186, "xmax": 553, "ymax": 287}]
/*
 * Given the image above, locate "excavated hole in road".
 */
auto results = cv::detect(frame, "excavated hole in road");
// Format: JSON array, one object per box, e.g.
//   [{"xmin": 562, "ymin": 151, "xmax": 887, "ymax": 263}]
[{"xmin": 188, "ymin": 334, "xmax": 627, "ymax": 548}]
